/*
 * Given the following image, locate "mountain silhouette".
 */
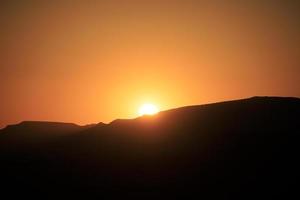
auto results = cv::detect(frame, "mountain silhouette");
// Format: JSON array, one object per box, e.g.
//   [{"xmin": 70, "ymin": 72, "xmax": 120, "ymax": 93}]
[{"xmin": 0, "ymin": 97, "xmax": 299, "ymax": 199}]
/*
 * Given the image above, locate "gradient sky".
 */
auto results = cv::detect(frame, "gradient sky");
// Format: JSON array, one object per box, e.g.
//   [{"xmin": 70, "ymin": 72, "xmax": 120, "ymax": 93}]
[{"xmin": 1, "ymin": 0, "xmax": 300, "ymax": 128}]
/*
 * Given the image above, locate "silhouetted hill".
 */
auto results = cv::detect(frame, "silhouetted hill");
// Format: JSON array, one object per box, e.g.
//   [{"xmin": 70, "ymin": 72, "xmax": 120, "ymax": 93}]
[
  {"xmin": 0, "ymin": 97, "xmax": 299, "ymax": 199},
  {"xmin": 0, "ymin": 121, "xmax": 95, "ymax": 151},
  {"xmin": 2, "ymin": 121, "xmax": 83, "ymax": 135}
]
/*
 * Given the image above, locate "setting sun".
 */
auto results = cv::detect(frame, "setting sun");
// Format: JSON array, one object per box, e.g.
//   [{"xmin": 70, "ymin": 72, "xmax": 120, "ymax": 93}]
[{"xmin": 138, "ymin": 103, "xmax": 159, "ymax": 116}]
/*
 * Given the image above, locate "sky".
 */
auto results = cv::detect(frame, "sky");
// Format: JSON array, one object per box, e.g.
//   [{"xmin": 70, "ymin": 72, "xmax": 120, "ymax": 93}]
[{"xmin": 1, "ymin": 0, "xmax": 300, "ymax": 128}]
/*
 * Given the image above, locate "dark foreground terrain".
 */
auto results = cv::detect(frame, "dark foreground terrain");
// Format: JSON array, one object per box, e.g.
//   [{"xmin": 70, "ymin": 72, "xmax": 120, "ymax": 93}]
[{"xmin": 0, "ymin": 97, "xmax": 299, "ymax": 199}]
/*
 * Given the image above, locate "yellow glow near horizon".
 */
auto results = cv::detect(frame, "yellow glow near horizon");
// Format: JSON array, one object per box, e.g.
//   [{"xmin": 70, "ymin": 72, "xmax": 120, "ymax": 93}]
[
  {"xmin": 1, "ymin": 1, "xmax": 300, "ymax": 129},
  {"xmin": 138, "ymin": 103, "xmax": 159, "ymax": 116}
]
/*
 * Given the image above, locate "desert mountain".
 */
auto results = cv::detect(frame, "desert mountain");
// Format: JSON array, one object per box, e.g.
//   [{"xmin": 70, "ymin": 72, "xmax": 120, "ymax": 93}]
[{"xmin": 0, "ymin": 97, "xmax": 299, "ymax": 199}]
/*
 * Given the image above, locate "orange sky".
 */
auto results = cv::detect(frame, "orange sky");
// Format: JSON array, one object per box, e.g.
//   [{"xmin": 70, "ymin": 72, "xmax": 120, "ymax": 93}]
[{"xmin": 1, "ymin": 1, "xmax": 300, "ymax": 128}]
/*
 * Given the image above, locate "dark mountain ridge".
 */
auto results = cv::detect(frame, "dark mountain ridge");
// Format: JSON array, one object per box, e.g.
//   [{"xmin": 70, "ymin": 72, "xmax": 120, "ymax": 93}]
[{"xmin": 0, "ymin": 96, "xmax": 299, "ymax": 199}]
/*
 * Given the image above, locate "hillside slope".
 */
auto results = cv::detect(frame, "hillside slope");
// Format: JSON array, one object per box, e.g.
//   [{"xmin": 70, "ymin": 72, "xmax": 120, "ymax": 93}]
[{"xmin": 0, "ymin": 97, "xmax": 299, "ymax": 199}]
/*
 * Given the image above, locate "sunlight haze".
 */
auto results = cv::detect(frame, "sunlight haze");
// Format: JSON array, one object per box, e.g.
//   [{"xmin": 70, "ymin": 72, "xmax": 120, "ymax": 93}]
[{"xmin": 0, "ymin": 0, "xmax": 300, "ymax": 128}]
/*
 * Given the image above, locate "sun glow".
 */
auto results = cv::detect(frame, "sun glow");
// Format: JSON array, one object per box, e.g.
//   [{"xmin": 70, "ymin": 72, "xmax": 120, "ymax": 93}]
[{"xmin": 138, "ymin": 103, "xmax": 159, "ymax": 116}]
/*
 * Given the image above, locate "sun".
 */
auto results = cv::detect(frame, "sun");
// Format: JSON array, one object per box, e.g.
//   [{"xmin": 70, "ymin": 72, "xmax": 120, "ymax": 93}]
[{"xmin": 138, "ymin": 103, "xmax": 159, "ymax": 116}]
